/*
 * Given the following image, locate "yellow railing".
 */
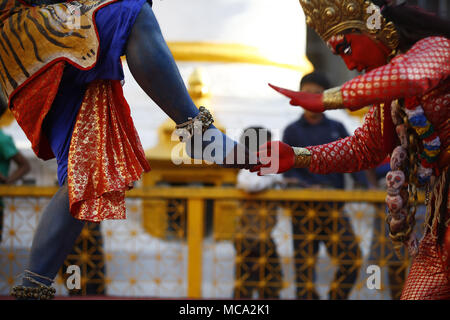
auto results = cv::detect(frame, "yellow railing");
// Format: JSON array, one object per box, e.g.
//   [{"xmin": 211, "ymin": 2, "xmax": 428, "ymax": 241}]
[
  {"xmin": 2, "ymin": 185, "xmax": 422, "ymax": 200},
  {"xmin": 0, "ymin": 186, "xmax": 425, "ymax": 299}
]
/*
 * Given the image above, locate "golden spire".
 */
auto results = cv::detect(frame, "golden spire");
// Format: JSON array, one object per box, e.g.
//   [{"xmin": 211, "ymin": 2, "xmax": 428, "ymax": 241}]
[
  {"xmin": 299, "ymin": 0, "xmax": 399, "ymax": 51},
  {"xmin": 187, "ymin": 68, "xmax": 212, "ymax": 110}
]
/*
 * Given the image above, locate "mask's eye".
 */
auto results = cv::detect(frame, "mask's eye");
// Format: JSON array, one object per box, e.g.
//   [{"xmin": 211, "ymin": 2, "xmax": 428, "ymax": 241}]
[
  {"xmin": 343, "ymin": 44, "xmax": 352, "ymax": 55},
  {"xmin": 334, "ymin": 36, "xmax": 352, "ymax": 56}
]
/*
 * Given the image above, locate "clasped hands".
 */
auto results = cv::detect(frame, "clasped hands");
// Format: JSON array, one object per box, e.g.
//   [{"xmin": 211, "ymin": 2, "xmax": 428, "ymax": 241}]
[
  {"xmin": 246, "ymin": 83, "xmax": 324, "ymax": 175},
  {"xmin": 230, "ymin": 83, "xmax": 324, "ymax": 174},
  {"xmin": 247, "ymin": 141, "xmax": 296, "ymax": 175}
]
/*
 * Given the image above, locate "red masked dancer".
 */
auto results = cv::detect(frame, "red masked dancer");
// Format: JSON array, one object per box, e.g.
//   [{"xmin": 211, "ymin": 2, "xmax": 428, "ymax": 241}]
[{"xmin": 254, "ymin": 0, "xmax": 450, "ymax": 300}]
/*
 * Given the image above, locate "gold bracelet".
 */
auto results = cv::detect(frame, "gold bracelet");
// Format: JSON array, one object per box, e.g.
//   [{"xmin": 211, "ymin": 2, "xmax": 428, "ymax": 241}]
[
  {"xmin": 292, "ymin": 147, "xmax": 312, "ymax": 168},
  {"xmin": 322, "ymin": 86, "xmax": 344, "ymax": 110}
]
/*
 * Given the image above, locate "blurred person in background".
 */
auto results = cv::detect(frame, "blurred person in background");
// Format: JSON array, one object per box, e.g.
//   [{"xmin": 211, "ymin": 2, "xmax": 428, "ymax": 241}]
[
  {"xmin": 282, "ymin": 72, "xmax": 369, "ymax": 299},
  {"xmin": 233, "ymin": 127, "xmax": 284, "ymax": 299}
]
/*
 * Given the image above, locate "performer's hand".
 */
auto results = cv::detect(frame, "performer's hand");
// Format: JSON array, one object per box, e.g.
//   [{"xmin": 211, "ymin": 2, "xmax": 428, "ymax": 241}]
[
  {"xmin": 250, "ymin": 141, "xmax": 295, "ymax": 175},
  {"xmin": 269, "ymin": 83, "xmax": 325, "ymax": 113}
]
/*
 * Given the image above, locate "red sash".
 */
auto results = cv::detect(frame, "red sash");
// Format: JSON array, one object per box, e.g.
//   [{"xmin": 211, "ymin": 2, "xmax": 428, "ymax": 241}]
[
  {"xmin": 12, "ymin": 63, "xmax": 150, "ymax": 221},
  {"xmin": 67, "ymin": 79, "xmax": 150, "ymax": 221}
]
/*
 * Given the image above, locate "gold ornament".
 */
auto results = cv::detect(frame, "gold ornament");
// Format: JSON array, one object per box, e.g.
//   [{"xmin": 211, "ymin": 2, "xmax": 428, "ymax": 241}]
[
  {"xmin": 299, "ymin": 0, "xmax": 399, "ymax": 52},
  {"xmin": 292, "ymin": 147, "xmax": 312, "ymax": 168},
  {"xmin": 322, "ymin": 86, "xmax": 344, "ymax": 110}
]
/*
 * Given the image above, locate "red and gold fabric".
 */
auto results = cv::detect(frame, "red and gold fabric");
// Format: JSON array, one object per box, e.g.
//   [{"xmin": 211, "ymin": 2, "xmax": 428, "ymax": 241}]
[
  {"xmin": 400, "ymin": 167, "xmax": 450, "ymax": 300},
  {"xmin": 68, "ymin": 80, "xmax": 150, "ymax": 222},
  {"xmin": 401, "ymin": 230, "xmax": 450, "ymax": 300}
]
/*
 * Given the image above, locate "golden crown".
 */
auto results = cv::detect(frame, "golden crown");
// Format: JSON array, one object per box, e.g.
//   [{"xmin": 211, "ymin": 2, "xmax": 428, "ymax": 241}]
[{"xmin": 299, "ymin": 0, "xmax": 399, "ymax": 51}]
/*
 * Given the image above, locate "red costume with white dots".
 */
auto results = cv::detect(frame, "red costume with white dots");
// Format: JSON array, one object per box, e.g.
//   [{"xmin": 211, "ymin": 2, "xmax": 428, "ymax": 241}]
[
  {"xmin": 307, "ymin": 36, "xmax": 449, "ymax": 175},
  {"xmin": 305, "ymin": 36, "xmax": 450, "ymax": 300},
  {"xmin": 256, "ymin": 0, "xmax": 450, "ymax": 301}
]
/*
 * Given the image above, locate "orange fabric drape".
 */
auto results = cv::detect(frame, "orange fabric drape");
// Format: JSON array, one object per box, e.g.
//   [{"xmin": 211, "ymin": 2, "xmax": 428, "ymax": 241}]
[
  {"xmin": 67, "ymin": 79, "xmax": 150, "ymax": 221},
  {"xmin": 10, "ymin": 62, "xmax": 65, "ymax": 160}
]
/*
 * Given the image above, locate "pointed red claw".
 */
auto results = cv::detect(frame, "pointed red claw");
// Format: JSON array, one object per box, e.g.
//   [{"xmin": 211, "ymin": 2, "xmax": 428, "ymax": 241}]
[{"xmin": 268, "ymin": 83, "xmax": 298, "ymax": 100}]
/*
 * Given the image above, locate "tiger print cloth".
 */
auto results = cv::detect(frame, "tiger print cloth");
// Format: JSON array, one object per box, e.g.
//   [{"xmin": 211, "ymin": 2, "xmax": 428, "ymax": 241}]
[{"xmin": 0, "ymin": 0, "xmax": 116, "ymax": 100}]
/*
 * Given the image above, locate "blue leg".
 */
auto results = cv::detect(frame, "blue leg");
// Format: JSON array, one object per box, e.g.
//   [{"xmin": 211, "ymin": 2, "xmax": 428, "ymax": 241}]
[{"xmin": 22, "ymin": 183, "xmax": 85, "ymax": 287}]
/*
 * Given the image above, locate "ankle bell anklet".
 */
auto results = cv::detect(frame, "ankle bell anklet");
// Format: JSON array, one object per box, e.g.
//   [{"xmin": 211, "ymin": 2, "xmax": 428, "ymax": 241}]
[{"xmin": 10, "ymin": 271, "xmax": 56, "ymax": 300}]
